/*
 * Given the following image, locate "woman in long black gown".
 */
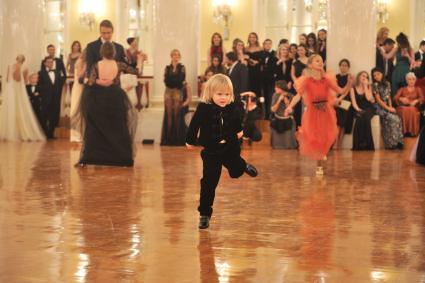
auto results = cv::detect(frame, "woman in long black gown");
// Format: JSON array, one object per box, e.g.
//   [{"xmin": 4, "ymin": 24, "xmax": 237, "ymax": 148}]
[
  {"xmin": 245, "ymin": 32, "xmax": 263, "ymax": 98},
  {"xmin": 72, "ymin": 42, "xmax": 140, "ymax": 167},
  {"xmin": 350, "ymin": 71, "xmax": 376, "ymax": 150}
]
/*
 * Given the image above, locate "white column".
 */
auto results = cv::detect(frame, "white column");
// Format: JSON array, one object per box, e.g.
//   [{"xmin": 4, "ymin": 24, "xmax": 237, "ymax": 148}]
[
  {"xmin": 411, "ymin": 0, "xmax": 425, "ymax": 47},
  {"xmin": 152, "ymin": 0, "xmax": 200, "ymax": 103},
  {"xmin": 327, "ymin": 0, "xmax": 376, "ymax": 74},
  {"xmin": 0, "ymin": 0, "xmax": 45, "ymax": 78}
]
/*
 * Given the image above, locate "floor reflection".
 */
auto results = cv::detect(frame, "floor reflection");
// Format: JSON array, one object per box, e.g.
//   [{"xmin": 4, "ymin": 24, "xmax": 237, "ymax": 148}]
[{"xmin": 0, "ymin": 142, "xmax": 424, "ymax": 282}]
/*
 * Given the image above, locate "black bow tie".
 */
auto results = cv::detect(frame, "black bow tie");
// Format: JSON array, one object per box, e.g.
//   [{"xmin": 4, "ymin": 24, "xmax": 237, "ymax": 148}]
[{"xmin": 49, "ymin": 70, "xmax": 55, "ymax": 73}]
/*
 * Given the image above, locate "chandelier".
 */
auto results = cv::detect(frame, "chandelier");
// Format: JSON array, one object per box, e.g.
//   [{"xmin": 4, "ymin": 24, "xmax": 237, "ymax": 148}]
[{"xmin": 212, "ymin": 0, "xmax": 235, "ymax": 40}]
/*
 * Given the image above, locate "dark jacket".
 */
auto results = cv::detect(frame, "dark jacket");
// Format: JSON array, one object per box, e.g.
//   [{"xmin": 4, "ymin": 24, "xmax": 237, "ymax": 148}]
[
  {"xmin": 40, "ymin": 57, "xmax": 67, "ymax": 86},
  {"xmin": 186, "ymin": 102, "xmax": 242, "ymax": 151},
  {"xmin": 260, "ymin": 50, "xmax": 277, "ymax": 81},
  {"xmin": 228, "ymin": 62, "xmax": 248, "ymax": 99},
  {"xmin": 85, "ymin": 38, "xmax": 126, "ymax": 75},
  {"xmin": 38, "ymin": 68, "xmax": 61, "ymax": 108},
  {"xmin": 164, "ymin": 63, "xmax": 186, "ymax": 89}
]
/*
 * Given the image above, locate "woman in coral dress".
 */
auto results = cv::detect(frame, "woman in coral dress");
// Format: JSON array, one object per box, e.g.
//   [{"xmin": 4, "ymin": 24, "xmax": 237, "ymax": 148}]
[{"xmin": 285, "ymin": 54, "xmax": 352, "ymax": 175}]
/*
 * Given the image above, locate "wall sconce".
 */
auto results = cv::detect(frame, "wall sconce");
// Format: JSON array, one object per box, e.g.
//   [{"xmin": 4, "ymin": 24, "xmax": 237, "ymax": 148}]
[
  {"xmin": 212, "ymin": 0, "xmax": 235, "ymax": 40},
  {"xmin": 304, "ymin": 0, "xmax": 313, "ymax": 12},
  {"xmin": 375, "ymin": 0, "xmax": 389, "ymax": 23},
  {"xmin": 78, "ymin": 0, "xmax": 98, "ymax": 30}
]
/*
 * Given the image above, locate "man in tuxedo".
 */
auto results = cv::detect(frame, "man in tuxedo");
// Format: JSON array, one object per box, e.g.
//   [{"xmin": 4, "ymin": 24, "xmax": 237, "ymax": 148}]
[
  {"xmin": 40, "ymin": 44, "xmax": 67, "ymax": 90},
  {"xmin": 414, "ymin": 40, "xmax": 425, "ymax": 79},
  {"xmin": 225, "ymin": 51, "xmax": 248, "ymax": 101},
  {"xmin": 38, "ymin": 57, "xmax": 62, "ymax": 139},
  {"xmin": 225, "ymin": 51, "xmax": 248, "ymax": 120},
  {"xmin": 260, "ymin": 39, "xmax": 277, "ymax": 119},
  {"xmin": 26, "ymin": 73, "xmax": 43, "ymax": 125},
  {"xmin": 85, "ymin": 19, "xmax": 126, "ymax": 76}
]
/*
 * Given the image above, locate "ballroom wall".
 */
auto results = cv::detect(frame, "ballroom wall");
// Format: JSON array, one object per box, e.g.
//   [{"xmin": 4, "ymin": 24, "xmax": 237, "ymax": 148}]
[
  {"xmin": 199, "ymin": 0, "xmax": 253, "ymax": 71},
  {"xmin": 376, "ymin": 0, "xmax": 411, "ymax": 39},
  {"xmin": 67, "ymin": 0, "xmax": 118, "ymax": 49}
]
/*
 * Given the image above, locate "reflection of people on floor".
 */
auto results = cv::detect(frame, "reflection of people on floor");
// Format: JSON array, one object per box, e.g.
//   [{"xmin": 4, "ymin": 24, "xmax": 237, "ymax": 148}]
[
  {"xmin": 298, "ymin": 183, "xmax": 335, "ymax": 280},
  {"xmin": 73, "ymin": 167, "xmax": 141, "ymax": 282},
  {"xmin": 198, "ymin": 234, "xmax": 219, "ymax": 283}
]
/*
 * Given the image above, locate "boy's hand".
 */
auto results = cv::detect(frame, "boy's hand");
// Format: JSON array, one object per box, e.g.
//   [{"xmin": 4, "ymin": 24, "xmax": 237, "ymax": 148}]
[{"xmin": 237, "ymin": 131, "xmax": 243, "ymax": 139}]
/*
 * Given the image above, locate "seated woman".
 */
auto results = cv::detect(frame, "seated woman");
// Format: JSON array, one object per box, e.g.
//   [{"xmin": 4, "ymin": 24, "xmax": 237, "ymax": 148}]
[
  {"xmin": 72, "ymin": 42, "xmax": 142, "ymax": 167},
  {"xmin": 240, "ymin": 91, "xmax": 262, "ymax": 144},
  {"xmin": 394, "ymin": 72, "xmax": 425, "ymax": 136},
  {"xmin": 351, "ymin": 71, "xmax": 376, "ymax": 150},
  {"xmin": 371, "ymin": 67, "xmax": 404, "ymax": 149},
  {"xmin": 270, "ymin": 80, "xmax": 297, "ymax": 149},
  {"xmin": 204, "ymin": 55, "xmax": 226, "ymax": 76}
]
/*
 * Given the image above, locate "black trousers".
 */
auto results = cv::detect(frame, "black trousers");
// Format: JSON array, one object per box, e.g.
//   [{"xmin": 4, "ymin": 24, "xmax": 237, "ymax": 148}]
[{"xmin": 198, "ymin": 145, "xmax": 246, "ymax": 217}]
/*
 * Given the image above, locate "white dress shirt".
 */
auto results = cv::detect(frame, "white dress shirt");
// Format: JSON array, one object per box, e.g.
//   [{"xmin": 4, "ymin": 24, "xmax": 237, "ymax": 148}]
[{"xmin": 47, "ymin": 68, "xmax": 55, "ymax": 84}]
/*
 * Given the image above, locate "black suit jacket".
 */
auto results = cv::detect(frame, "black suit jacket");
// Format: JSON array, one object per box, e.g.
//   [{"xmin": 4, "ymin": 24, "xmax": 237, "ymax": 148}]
[
  {"xmin": 260, "ymin": 50, "xmax": 277, "ymax": 82},
  {"xmin": 228, "ymin": 62, "xmax": 248, "ymax": 99},
  {"xmin": 38, "ymin": 68, "xmax": 61, "ymax": 109},
  {"xmin": 26, "ymin": 84, "xmax": 42, "ymax": 103},
  {"xmin": 186, "ymin": 102, "xmax": 242, "ymax": 151},
  {"xmin": 85, "ymin": 38, "xmax": 126, "ymax": 75},
  {"xmin": 415, "ymin": 51, "xmax": 424, "ymax": 62},
  {"xmin": 40, "ymin": 57, "xmax": 67, "ymax": 86}
]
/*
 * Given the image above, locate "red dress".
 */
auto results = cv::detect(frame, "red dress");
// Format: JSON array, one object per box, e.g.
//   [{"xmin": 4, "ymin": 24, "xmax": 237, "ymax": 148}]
[{"xmin": 295, "ymin": 76, "xmax": 337, "ymax": 160}]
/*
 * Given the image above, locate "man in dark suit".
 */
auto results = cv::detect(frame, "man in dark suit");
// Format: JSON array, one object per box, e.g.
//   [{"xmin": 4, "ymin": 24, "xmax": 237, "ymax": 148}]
[
  {"xmin": 40, "ymin": 44, "xmax": 67, "ymax": 90},
  {"xmin": 85, "ymin": 19, "xmax": 126, "ymax": 76},
  {"xmin": 376, "ymin": 38, "xmax": 396, "ymax": 83},
  {"xmin": 260, "ymin": 39, "xmax": 277, "ymax": 119},
  {"xmin": 225, "ymin": 51, "xmax": 248, "ymax": 101},
  {"xmin": 414, "ymin": 40, "xmax": 425, "ymax": 79},
  {"xmin": 38, "ymin": 57, "xmax": 62, "ymax": 139},
  {"xmin": 26, "ymin": 73, "xmax": 43, "ymax": 125},
  {"xmin": 225, "ymin": 51, "xmax": 248, "ymax": 120}
]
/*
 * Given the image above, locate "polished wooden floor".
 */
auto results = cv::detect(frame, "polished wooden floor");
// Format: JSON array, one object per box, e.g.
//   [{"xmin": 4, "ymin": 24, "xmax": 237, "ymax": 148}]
[{"xmin": 0, "ymin": 140, "xmax": 425, "ymax": 283}]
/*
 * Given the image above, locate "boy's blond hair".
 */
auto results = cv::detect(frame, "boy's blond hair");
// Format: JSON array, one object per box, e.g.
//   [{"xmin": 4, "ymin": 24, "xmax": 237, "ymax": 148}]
[{"xmin": 201, "ymin": 73, "xmax": 234, "ymax": 104}]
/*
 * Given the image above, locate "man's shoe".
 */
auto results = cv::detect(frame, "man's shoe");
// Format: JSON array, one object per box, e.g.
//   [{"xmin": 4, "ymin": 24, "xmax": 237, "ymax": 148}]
[
  {"xmin": 245, "ymin": 164, "xmax": 258, "ymax": 177},
  {"xmin": 199, "ymin": 216, "xmax": 210, "ymax": 229}
]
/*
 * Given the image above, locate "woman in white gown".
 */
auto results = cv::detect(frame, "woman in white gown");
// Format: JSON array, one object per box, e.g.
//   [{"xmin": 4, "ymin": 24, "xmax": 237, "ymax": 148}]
[
  {"xmin": 70, "ymin": 50, "xmax": 86, "ymax": 142},
  {"xmin": 0, "ymin": 55, "xmax": 46, "ymax": 141}
]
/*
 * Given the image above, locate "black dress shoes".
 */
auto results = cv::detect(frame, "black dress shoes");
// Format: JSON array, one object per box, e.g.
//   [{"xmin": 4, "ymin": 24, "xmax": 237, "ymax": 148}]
[
  {"xmin": 199, "ymin": 216, "xmax": 210, "ymax": 229},
  {"xmin": 245, "ymin": 164, "xmax": 258, "ymax": 177}
]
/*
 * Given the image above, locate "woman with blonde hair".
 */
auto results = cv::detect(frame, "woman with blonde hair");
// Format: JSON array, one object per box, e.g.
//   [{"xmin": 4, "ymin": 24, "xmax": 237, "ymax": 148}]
[
  {"xmin": 350, "ymin": 71, "xmax": 376, "ymax": 150},
  {"xmin": 161, "ymin": 49, "xmax": 188, "ymax": 145},
  {"xmin": 0, "ymin": 54, "xmax": 45, "ymax": 141},
  {"xmin": 376, "ymin": 27, "xmax": 390, "ymax": 47},
  {"xmin": 285, "ymin": 54, "xmax": 352, "ymax": 175}
]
